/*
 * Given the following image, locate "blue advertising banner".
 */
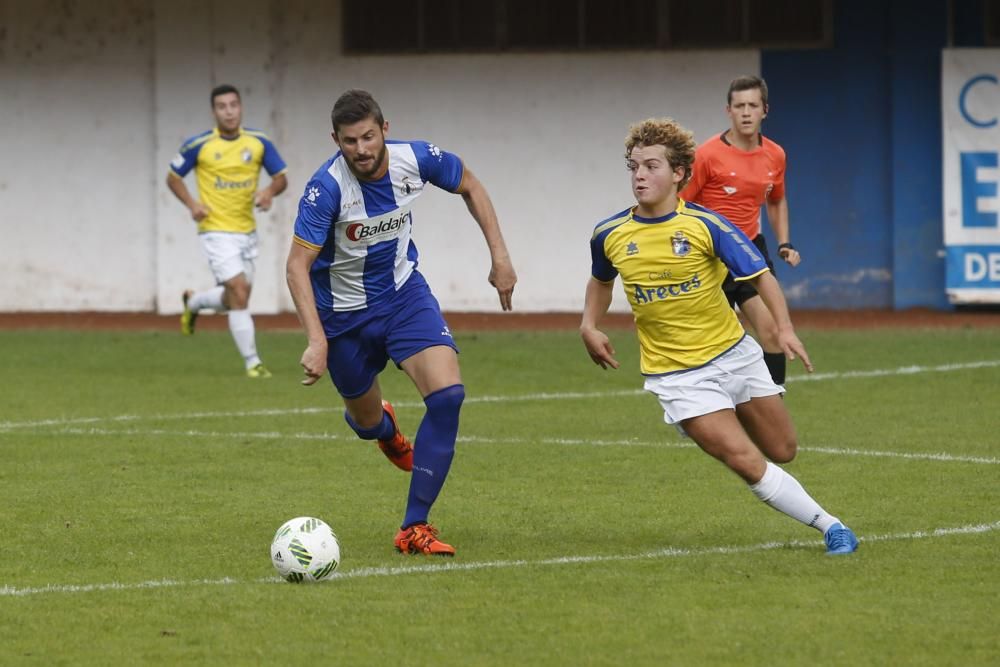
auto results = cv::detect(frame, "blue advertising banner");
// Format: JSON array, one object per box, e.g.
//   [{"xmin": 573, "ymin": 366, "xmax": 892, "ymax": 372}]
[{"xmin": 942, "ymin": 50, "xmax": 1000, "ymax": 304}]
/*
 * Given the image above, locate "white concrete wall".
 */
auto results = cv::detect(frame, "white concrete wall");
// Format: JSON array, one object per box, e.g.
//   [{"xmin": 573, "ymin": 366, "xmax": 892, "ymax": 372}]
[
  {"xmin": 0, "ymin": 0, "xmax": 156, "ymax": 310},
  {"xmin": 0, "ymin": 0, "xmax": 757, "ymax": 313}
]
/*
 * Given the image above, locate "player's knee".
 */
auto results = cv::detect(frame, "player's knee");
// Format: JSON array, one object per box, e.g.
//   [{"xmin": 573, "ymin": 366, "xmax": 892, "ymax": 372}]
[
  {"xmin": 723, "ymin": 450, "xmax": 765, "ymax": 484},
  {"xmin": 424, "ymin": 384, "xmax": 465, "ymax": 424},
  {"xmin": 768, "ymin": 437, "xmax": 798, "ymax": 463},
  {"xmin": 426, "ymin": 384, "xmax": 465, "ymax": 410},
  {"xmin": 226, "ymin": 287, "xmax": 250, "ymax": 309},
  {"xmin": 223, "ymin": 277, "xmax": 251, "ymax": 308}
]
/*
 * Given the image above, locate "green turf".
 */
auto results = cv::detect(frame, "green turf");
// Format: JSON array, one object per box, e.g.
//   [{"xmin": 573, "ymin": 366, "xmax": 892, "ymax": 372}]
[{"xmin": 0, "ymin": 325, "xmax": 998, "ymax": 665}]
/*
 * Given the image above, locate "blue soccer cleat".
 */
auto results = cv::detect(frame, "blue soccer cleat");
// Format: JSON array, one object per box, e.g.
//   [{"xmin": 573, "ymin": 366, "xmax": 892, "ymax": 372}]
[{"xmin": 824, "ymin": 522, "xmax": 859, "ymax": 555}]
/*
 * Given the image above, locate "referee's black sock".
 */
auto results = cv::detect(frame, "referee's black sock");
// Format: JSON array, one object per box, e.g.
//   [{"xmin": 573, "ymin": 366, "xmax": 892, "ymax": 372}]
[{"xmin": 763, "ymin": 352, "xmax": 787, "ymax": 385}]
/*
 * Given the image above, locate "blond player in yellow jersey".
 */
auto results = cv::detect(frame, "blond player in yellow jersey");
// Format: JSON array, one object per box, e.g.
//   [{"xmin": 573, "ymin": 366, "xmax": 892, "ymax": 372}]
[
  {"xmin": 167, "ymin": 84, "xmax": 288, "ymax": 378},
  {"xmin": 581, "ymin": 117, "xmax": 857, "ymax": 555}
]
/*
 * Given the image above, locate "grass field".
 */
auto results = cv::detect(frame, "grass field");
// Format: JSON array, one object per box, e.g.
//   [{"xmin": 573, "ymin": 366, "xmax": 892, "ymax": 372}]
[{"xmin": 1, "ymin": 324, "xmax": 998, "ymax": 665}]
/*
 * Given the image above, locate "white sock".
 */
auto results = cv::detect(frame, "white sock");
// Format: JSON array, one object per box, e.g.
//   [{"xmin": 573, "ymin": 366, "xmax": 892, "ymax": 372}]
[
  {"xmin": 749, "ymin": 461, "xmax": 839, "ymax": 533},
  {"xmin": 228, "ymin": 309, "xmax": 261, "ymax": 368},
  {"xmin": 189, "ymin": 286, "xmax": 225, "ymax": 312}
]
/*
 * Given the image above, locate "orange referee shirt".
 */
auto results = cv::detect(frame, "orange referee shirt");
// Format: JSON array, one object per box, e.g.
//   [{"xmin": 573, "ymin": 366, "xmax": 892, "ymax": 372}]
[{"xmin": 679, "ymin": 132, "xmax": 786, "ymax": 240}]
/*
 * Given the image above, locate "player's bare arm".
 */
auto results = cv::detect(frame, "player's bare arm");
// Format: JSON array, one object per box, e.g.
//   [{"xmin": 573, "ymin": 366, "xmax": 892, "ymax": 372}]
[
  {"xmin": 286, "ymin": 240, "xmax": 328, "ymax": 385},
  {"xmin": 580, "ymin": 277, "xmax": 619, "ymax": 370},
  {"xmin": 750, "ymin": 271, "xmax": 813, "ymax": 372},
  {"xmin": 765, "ymin": 196, "xmax": 800, "ymax": 267},
  {"xmin": 454, "ymin": 166, "xmax": 517, "ymax": 311},
  {"xmin": 166, "ymin": 173, "xmax": 210, "ymax": 222},
  {"xmin": 255, "ymin": 172, "xmax": 288, "ymax": 211}
]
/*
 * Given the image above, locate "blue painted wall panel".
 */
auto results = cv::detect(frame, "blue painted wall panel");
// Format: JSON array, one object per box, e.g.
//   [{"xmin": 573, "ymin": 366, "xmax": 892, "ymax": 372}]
[
  {"xmin": 761, "ymin": 0, "xmax": 987, "ymax": 309},
  {"xmin": 761, "ymin": 1, "xmax": 894, "ymax": 307},
  {"xmin": 889, "ymin": 1, "xmax": 950, "ymax": 308}
]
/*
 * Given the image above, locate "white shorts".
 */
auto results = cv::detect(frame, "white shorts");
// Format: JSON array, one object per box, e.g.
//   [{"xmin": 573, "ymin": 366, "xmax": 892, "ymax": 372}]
[
  {"xmin": 199, "ymin": 231, "xmax": 258, "ymax": 284},
  {"xmin": 643, "ymin": 336, "xmax": 784, "ymax": 431}
]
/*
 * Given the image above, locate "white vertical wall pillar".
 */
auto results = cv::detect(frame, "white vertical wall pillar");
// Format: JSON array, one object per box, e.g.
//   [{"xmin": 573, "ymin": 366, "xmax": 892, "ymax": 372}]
[
  {"xmin": 153, "ymin": 0, "xmax": 284, "ymax": 314},
  {"xmin": 153, "ymin": 0, "xmax": 217, "ymax": 314}
]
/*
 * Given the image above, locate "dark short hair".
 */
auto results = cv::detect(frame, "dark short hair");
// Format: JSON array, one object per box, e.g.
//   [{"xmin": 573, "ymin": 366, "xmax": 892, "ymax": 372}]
[
  {"xmin": 727, "ymin": 75, "xmax": 768, "ymax": 107},
  {"xmin": 210, "ymin": 84, "xmax": 240, "ymax": 106},
  {"xmin": 331, "ymin": 89, "xmax": 385, "ymax": 133}
]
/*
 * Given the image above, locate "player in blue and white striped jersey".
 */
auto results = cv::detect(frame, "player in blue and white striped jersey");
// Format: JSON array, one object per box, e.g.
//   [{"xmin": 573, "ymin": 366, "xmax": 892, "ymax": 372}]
[{"xmin": 287, "ymin": 90, "xmax": 517, "ymax": 556}]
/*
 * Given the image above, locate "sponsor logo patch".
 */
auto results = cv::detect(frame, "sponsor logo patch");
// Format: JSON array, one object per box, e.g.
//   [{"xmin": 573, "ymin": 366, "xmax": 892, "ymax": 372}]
[
  {"xmin": 344, "ymin": 210, "xmax": 412, "ymax": 243},
  {"xmin": 214, "ymin": 175, "xmax": 254, "ymax": 190},
  {"xmin": 631, "ymin": 273, "xmax": 702, "ymax": 305}
]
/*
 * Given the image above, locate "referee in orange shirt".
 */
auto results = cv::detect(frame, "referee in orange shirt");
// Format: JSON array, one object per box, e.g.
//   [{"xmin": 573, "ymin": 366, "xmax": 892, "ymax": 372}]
[{"xmin": 680, "ymin": 75, "xmax": 800, "ymax": 385}]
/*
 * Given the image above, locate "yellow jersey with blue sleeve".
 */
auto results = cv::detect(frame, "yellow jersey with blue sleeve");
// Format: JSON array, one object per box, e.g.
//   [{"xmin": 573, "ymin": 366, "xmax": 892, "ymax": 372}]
[
  {"xmin": 168, "ymin": 127, "xmax": 287, "ymax": 234},
  {"xmin": 590, "ymin": 198, "xmax": 769, "ymax": 376}
]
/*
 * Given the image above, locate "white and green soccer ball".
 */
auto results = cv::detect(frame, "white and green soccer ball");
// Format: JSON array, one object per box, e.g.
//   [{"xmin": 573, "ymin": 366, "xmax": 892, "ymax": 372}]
[{"xmin": 270, "ymin": 517, "xmax": 341, "ymax": 583}]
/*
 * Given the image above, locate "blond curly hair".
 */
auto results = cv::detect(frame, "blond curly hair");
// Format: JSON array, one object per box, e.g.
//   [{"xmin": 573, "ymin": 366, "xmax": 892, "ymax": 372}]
[{"xmin": 624, "ymin": 118, "xmax": 697, "ymax": 191}]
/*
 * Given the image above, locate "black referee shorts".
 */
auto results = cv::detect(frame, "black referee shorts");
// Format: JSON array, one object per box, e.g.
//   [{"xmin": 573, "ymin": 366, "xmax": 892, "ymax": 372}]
[{"xmin": 722, "ymin": 234, "xmax": 775, "ymax": 308}]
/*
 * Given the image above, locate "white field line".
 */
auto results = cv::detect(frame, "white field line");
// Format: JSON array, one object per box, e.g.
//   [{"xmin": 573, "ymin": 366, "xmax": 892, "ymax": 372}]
[
  {"xmin": 789, "ymin": 359, "xmax": 1000, "ymax": 383},
  {"xmin": 2, "ymin": 520, "xmax": 997, "ymax": 598},
  {"xmin": 0, "ymin": 359, "xmax": 997, "ymax": 433},
  {"xmin": 16, "ymin": 426, "xmax": 1000, "ymax": 466}
]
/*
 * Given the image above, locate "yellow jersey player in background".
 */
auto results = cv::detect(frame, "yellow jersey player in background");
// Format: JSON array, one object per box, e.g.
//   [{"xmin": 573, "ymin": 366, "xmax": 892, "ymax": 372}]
[
  {"xmin": 580, "ymin": 117, "xmax": 858, "ymax": 555},
  {"xmin": 167, "ymin": 84, "xmax": 288, "ymax": 378}
]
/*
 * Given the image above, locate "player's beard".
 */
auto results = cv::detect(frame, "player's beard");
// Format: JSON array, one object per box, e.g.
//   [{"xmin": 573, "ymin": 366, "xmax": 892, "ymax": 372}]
[{"xmin": 350, "ymin": 143, "xmax": 388, "ymax": 180}]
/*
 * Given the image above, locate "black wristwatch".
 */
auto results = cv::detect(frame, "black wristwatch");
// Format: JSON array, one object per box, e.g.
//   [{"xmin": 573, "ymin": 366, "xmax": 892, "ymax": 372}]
[{"xmin": 778, "ymin": 242, "xmax": 795, "ymax": 251}]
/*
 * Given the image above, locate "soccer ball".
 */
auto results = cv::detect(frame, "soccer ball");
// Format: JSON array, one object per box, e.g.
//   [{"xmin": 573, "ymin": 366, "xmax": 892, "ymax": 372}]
[{"xmin": 270, "ymin": 516, "xmax": 341, "ymax": 583}]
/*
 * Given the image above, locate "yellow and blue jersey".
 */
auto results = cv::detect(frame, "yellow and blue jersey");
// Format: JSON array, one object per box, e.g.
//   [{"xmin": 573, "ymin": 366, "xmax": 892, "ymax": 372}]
[
  {"xmin": 169, "ymin": 127, "xmax": 287, "ymax": 234},
  {"xmin": 590, "ymin": 199, "xmax": 769, "ymax": 375}
]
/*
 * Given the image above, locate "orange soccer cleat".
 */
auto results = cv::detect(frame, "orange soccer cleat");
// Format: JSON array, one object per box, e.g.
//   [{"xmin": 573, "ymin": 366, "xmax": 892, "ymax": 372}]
[
  {"xmin": 394, "ymin": 523, "xmax": 455, "ymax": 557},
  {"xmin": 377, "ymin": 400, "xmax": 413, "ymax": 472}
]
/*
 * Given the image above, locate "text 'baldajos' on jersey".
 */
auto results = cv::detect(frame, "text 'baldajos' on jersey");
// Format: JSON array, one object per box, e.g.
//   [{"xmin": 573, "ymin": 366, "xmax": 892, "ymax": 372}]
[
  {"xmin": 590, "ymin": 199, "xmax": 769, "ymax": 376},
  {"xmin": 292, "ymin": 140, "xmax": 464, "ymax": 331},
  {"xmin": 169, "ymin": 127, "xmax": 287, "ymax": 234}
]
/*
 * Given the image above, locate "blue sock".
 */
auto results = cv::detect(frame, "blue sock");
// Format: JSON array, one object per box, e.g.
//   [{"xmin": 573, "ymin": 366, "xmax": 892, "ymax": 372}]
[
  {"xmin": 402, "ymin": 384, "xmax": 465, "ymax": 528},
  {"xmin": 344, "ymin": 408, "xmax": 395, "ymax": 441}
]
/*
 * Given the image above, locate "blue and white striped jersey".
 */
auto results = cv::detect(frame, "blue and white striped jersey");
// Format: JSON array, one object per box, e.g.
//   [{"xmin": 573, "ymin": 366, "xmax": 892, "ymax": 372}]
[{"xmin": 293, "ymin": 140, "xmax": 464, "ymax": 321}]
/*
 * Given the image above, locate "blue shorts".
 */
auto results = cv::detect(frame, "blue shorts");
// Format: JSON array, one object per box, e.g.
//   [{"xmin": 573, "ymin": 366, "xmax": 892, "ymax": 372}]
[{"xmin": 323, "ymin": 278, "xmax": 458, "ymax": 399}]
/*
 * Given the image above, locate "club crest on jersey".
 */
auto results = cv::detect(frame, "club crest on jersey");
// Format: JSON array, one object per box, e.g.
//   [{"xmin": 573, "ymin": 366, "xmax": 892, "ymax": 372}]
[
  {"xmin": 626, "ymin": 242, "xmax": 639, "ymax": 256},
  {"xmin": 671, "ymin": 231, "xmax": 691, "ymax": 256},
  {"xmin": 399, "ymin": 176, "xmax": 414, "ymax": 196},
  {"xmin": 241, "ymin": 148, "xmax": 253, "ymax": 163}
]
